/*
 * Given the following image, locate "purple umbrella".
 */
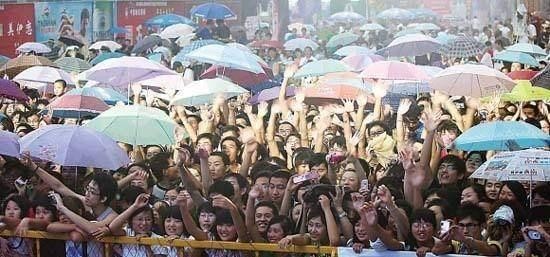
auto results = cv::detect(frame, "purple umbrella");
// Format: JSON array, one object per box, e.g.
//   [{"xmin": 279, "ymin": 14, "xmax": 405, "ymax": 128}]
[
  {"xmin": 0, "ymin": 79, "xmax": 28, "ymax": 101},
  {"xmin": 19, "ymin": 125, "xmax": 130, "ymax": 170},
  {"xmin": 0, "ymin": 130, "xmax": 20, "ymax": 158},
  {"xmin": 249, "ymin": 86, "xmax": 296, "ymax": 105}
]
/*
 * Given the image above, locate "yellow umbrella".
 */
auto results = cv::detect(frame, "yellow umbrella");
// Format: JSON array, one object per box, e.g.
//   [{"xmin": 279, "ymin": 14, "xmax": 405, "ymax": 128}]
[{"xmin": 500, "ymin": 80, "xmax": 550, "ymax": 102}]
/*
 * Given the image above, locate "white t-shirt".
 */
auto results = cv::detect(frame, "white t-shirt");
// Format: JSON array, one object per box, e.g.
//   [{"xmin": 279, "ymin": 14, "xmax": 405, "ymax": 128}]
[{"xmin": 122, "ymin": 227, "xmax": 168, "ymax": 257}]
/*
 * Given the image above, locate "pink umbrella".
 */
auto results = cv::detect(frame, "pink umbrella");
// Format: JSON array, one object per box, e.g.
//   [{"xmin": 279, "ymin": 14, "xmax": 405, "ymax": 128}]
[
  {"xmin": 200, "ymin": 65, "xmax": 273, "ymax": 88},
  {"xmin": 341, "ymin": 54, "xmax": 384, "ymax": 72},
  {"xmin": 43, "ymin": 95, "xmax": 109, "ymax": 119},
  {"xmin": 359, "ymin": 61, "xmax": 429, "ymax": 81},
  {"xmin": 303, "ymin": 84, "xmax": 371, "ymax": 105},
  {"xmin": 0, "ymin": 79, "xmax": 28, "ymax": 101}
]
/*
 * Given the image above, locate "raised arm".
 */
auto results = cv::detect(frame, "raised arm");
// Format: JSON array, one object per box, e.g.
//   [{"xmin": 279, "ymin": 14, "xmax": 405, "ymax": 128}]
[
  {"xmin": 245, "ymin": 186, "xmax": 266, "ymax": 242},
  {"xmin": 177, "ymin": 191, "xmax": 208, "ymax": 241},
  {"xmin": 319, "ymin": 195, "xmax": 340, "ymax": 246},
  {"xmin": 359, "ymin": 202, "xmax": 404, "ymax": 250},
  {"xmin": 109, "ymin": 193, "xmax": 150, "ymax": 236},
  {"xmin": 212, "ymin": 195, "xmax": 251, "ymax": 243}
]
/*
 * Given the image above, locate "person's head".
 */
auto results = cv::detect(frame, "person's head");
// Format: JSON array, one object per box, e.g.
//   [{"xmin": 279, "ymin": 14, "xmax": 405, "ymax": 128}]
[
  {"xmin": 522, "ymin": 103, "xmax": 538, "ymax": 119},
  {"xmin": 196, "ymin": 133, "xmax": 216, "ymax": 153},
  {"xmin": 33, "ymin": 195, "xmax": 57, "ymax": 222},
  {"xmin": 85, "ymin": 172, "xmax": 118, "ymax": 208},
  {"xmin": 292, "ymin": 148, "xmax": 312, "ymax": 174},
  {"xmin": 172, "ymin": 61, "xmax": 184, "ymax": 73},
  {"xmin": 307, "ymin": 207, "xmax": 329, "ymax": 243},
  {"xmin": 58, "ymin": 195, "xmax": 85, "ymax": 224},
  {"xmin": 461, "ymin": 183, "xmax": 487, "ymax": 205},
  {"xmin": 255, "ymin": 201, "xmax": 277, "ymax": 234},
  {"xmin": 145, "ymin": 145, "xmax": 163, "ymax": 159},
  {"xmin": 26, "ymin": 112, "xmax": 41, "ymax": 130},
  {"xmin": 224, "ymin": 173, "xmax": 249, "ymax": 202},
  {"xmin": 340, "ymin": 164, "xmax": 360, "ymax": 191},
  {"xmin": 53, "ymin": 79, "xmax": 67, "ymax": 96},
  {"xmin": 208, "ymin": 152, "xmax": 230, "ymax": 180},
  {"xmin": 499, "ymin": 181, "xmax": 527, "ymax": 204},
  {"xmin": 277, "ymin": 121, "xmax": 296, "ymax": 139},
  {"xmin": 310, "ymin": 153, "xmax": 328, "ymax": 178},
  {"xmin": 120, "ymin": 185, "xmax": 146, "ymax": 210},
  {"xmin": 540, "ymin": 119, "xmax": 550, "ymax": 134},
  {"xmin": 465, "ymin": 151, "xmax": 486, "ymax": 175},
  {"xmin": 207, "ymin": 180, "xmax": 235, "ymax": 200},
  {"xmin": 293, "ymin": 48, "xmax": 303, "ymax": 58},
  {"xmin": 437, "ymin": 120, "xmax": 461, "ymax": 148},
  {"xmin": 251, "ymin": 170, "xmax": 272, "ymax": 192},
  {"xmin": 3, "ymin": 194, "xmax": 30, "ymax": 219},
  {"xmin": 484, "ymin": 180, "xmax": 503, "ymax": 201},
  {"xmin": 164, "ymin": 206, "xmax": 186, "ymax": 237},
  {"xmin": 197, "ymin": 202, "xmax": 216, "ymax": 232},
  {"xmin": 456, "ymin": 203, "xmax": 486, "ymax": 240},
  {"xmin": 221, "ymin": 125, "xmax": 240, "ymax": 139},
  {"xmin": 214, "ymin": 208, "xmax": 239, "ymax": 241},
  {"xmin": 488, "ymin": 204, "xmax": 515, "ymax": 240},
  {"xmin": 269, "ymin": 170, "xmax": 290, "ymax": 204},
  {"xmin": 532, "ymin": 184, "xmax": 550, "ymax": 207},
  {"xmin": 426, "ymin": 198, "xmax": 451, "ymax": 226},
  {"xmin": 437, "ymin": 155, "xmax": 466, "ymax": 186},
  {"xmin": 164, "ymin": 187, "xmax": 179, "ymax": 206},
  {"xmin": 304, "ymin": 46, "xmax": 313, "ymax": 57},
  {"xmin": 129, "ymin": 206, "xmax": 154, "ymax": 235},
  {"xmin": 267, "ymin": 215, "xmax": 293, "ymax": 243},
  {"xmin": 221, "ymin": 136, "xmax": 241, "ymax": 164},
  {"xmin": 410, "ymin": 208, "xmax": 437, "ymax": 244},
  {"xmin": 511, "ymin": 62, "xmax": 522, "ymax": 72}
]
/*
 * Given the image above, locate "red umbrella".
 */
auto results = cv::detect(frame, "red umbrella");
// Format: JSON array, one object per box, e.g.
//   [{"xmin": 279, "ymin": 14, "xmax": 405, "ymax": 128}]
[
  {"xmin": 303, "ymin": 84, "xmax": 370, "ymax": 105},
  {"xmin": 200, "ymin": 65, "xmax": 273, "ymax": 88},
  {"xmin": 0, "ymin": 79, "xmax": 28, "ymax": 101},
  {"xmin": 43, "ymin": 95, "xmax": 109, "ymax": 119},
  {"xmin": 507, "ymin": 70, "xmax": 539, "ymax": 80},
  {"xmin": 249, "ymin": 40, "xmax": 283, "ymax": 49}
]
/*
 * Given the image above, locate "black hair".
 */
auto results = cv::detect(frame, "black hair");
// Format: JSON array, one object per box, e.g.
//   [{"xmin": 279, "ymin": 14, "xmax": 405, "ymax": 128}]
[
  {"xmin": 197, "ymin": 201, "xmax": 215, "ymax": 215},
  {"xmin": 128, "ymin": 206, "xmax": 154, "ymax": 232},
  {"xmin": 208, "ymin": 180, "xmax": 234, "ymax": 198},
  {"xmin": 267, "ymin": 215, "xmax": 293, "ymax": 236},
  {"xmin": 438, "ymin": 155, "xmax": 467, "ymax": 176},
  {"xmin": 120, "ymin": 185, "xmax": 146, "ymax": 205},
  {"xmin": 209, "ymin": 151, "xmax": 230, "ymax": 167},
  {"xmin": 0, "ymin": 116, "xmax": 14, "ymax": 132},
  {"xmin": 255, "ymin": 201, "xmax": 278, "ymax": 215},
  {"xmin": 310, "ymin": 153, "xmax": 328, "ymax": 168},
  {"xmin": 533, "ymin": 184, "xmax": 550, "ymax": 201},
  {"xmin": 54, "ymin": 79, "xmax": 67, "ymax": 87},
  {"xmin": 92, "ymin": 172, "xmax": 118, "ymax": 205},
  {"xmin": 501, "ymin": 181, "xmax": 527, "ymax": 207},
  {"xmin": 410, "ymin": 208, "xmax": 437, "ymax": 228},
  {"xmin": 456, "ymin": 203, "xmax": 486, "ymax": 224},
  {"xmin": 328, "ymin": 136, "xmax": 347, "ymax": 149},
  {"xmin": 223, "ymin": 173, "xmax": 249, "ymax": 192},
  {"xmin": 270, "ymin": 169, "xmax": 291, "ymax": 182},
  {"xmin": 148, "ymin": 152, "xmax": 171, "ymax": 180},
  {"xmin": 293, "ymin": 148, "xmax": 313, "ymax": 167},
  {"xmin": 220, "ymin": 136, "xmax": 242, "ymax": 162},
  {"xmin": 33, "ymin": 194, "xmax": 58, "ymax": 221},
  {"xmin": 2, "ymin": 194, "xmax": 31, "ymax": 219},
  {"xmin": 252, "ymin": 170, "xmax": 272, "ymax": 185},
  {"xmin": 426, "ymin": 198, "xmax": 453, "ymax": 219},
  {"xmin": 234, "ymin": 113, "xmax": 251, "ymax": 126},
  {"xmin": 463, "ymin": 183, "xmax": 488, "ymax": 202},
  {"xmin": 196, "ymin": 133, "xmax": 219, "ymax": 148},
  {"xmin": 527, "ymin": 205, "xmax": 550, "ymax": 225},
  {"xmin": 221, "ymin": 125, "xmax": 240, "ymax": 135},
  {"xmin": 367, "ymin": 121, "xmax": 391, "ymax": 135},
  {"xmin": 465, "ymin": 151, "xmax": 487, "ymax": 163},
  {"xmin": 437, "ymin": 120, "xmax": 462, "ymax": 136}
]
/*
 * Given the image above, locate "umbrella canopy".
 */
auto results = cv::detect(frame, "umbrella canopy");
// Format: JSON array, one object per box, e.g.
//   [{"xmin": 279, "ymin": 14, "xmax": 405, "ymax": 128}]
[
  {"xmin": 294, "ymin": 59, "xmax": 351, "ymax": 78},
  {"xmin": 145, "ymin": 14, "xmax": 195, "ymax": 27},
  {"xmin": 0, "ymin": 79, "xmax": 28, "ymax": 101},
  {"xmin": 493, "ymin": 51, "xmax": 540, "ymax": 67},
  {"xmin": 0, "ymin": 55, "xmax": 10, "ymax": 65},
  {"xmin": 190, "ymin": 3, "xmax": 235, "ymax": 20},
  {"xmin": 407, "ymin": 23, "xmax": 440, "ymax": 31},
  {"xmin": 83, "ymin": 56, "xmax": 177, "ymax": 89},
  {"xmin": 377, "ymin": 8, "xmax": 414, "ymax": 21},
  {"xmin": 334, "ymin": 46, "xmax": 372, "ymax": 57},
  {"xmin": 65, "ymin": 87, "xmax": 128, "ymax": 105},
  {"xmin": 359, "ymin": 61, "xmax": 429, "ymax": 81},
  {"xmin": 59, "ymin": 35, "xmax": 84, "ymax": 47},
  {"xmin": 170, "ymin": 78, "xmax": 247, "ymax": 106},
  {"xmin": 444, "ymin": 35, "xmax": 485, "ymax": 58},
  {"xmin": 329, "ymin": 11, "xmax": 365, "ymax": 23},
  {"xmin": 469, "ymin": 149, "xmax": 550, "ymax": 182},
  {"xmin": 500, "ymin": 80, "xmax": 550, "ymax": 102},
  {"xmin": 360, "ymin": 23, "xmax": 385, "ymax": 31},
  {"xmin": 452, "ymin": 121, "xmax": 550, "ymax": 151},
  {"xmin": 42, "ymin": 95, "xmax": 109, "ymax": 119},
  {"xmin": 132, "ymin": 35, "xmax": 169, "ymax": 54},
  {"xmin": 0, "ymin": 130, "xmax": 20, "ymax": 158},
  {"xmin": 0, "ymin": 55, "xmax": 57, "ymax": 79},
  {"xmin": 284, "ymin": 38, "xmax": 319, "ymax": 51},
  {"xmin": 186, "ymin": 44, "xmax": 264, "ymax": 73},
  {"xmin": 388, "ymin": 81, "xmax": 431, "ymax": 95},
  {"xmin": 418, "ymin": 65, "xmax": 444, "ymax": 78},
  {"xmin": 250, "ymin": 80, "xmax": 281, "ymax": 95},
  {"xmin": 160, "ymin": 24, "xmax": 195, "ymax": 39},
  {"xmin": 200, "ymin": 65, "xmax": 272, "ymax": 88},
  {"xmin": 531, "ymin": 65, "xmax": 550, "ymax": 89},
  {"xmin": 409, "ymin": 8, "xmax": 438, "ymax": 20},
  {"xmin": 287, "ymin": 23, "xmax": 315, "ymax": 32},
  {"xmin": 394, "ymin": 28, "xmax": 422, "ymax": 38},
  {"xmin": 326, "ymin": 32, "xmax": 359, "ymax": 48},
  {"xmin": 377, "ymin": 34, "xmax": 442, "ymax": 57},
  {"xmin": 318, "ymin": 72, "xmax": 372, "ymax": 91},
  {"xmin": 507, "ymin": 70, "xmax": 539, "ymax": 80},
  {"xmin": 341, "ymin": 54, "xmax": 383, "ymax": 72},
  {"xmin": 249, "ymin": 86, "xmax": 296, "ymax": 104},
  {"xmin": 16, "ymin": 42, "xmax": 51, "ymax": 54},
  {"xmin": 429, "ymin": 64, "xmax": 516, "ymax": 97},
  {"xmin": 89, "ymin": 52, "xmax": 125, "ymax": 66},
  {"xmin": 13, "ymin": 66, "xmax": 74, "ymax": 85},
  {"xmin": 506, "ymin": 43, "xmax": 547, "ymax": 57},
  {"xmin": 435, "ymin": 32, "xmax": 457, "ymax": 44},
  {"xmin": 20, "ymin": 125, "xmax": 130, "ymax": 170},
  {"xmin": 227, "ymin": 43, "xmax": 253, "ymax": 53},
  {"xmin": 54, "ymin": 57, "xmax": 92, "ymax": 73},
  {"xmin": 172, "ymin": 39, "xmax": 224, "ymax": 66},
  {"xmin": 137, "ymin": 74, "xmax": 190, "ymax": 91},
  {"xmin": 303, "ymin": 84, "xmax": 367, "ymax": 105},
  {"xmin": 249, "ymin": 40, "xmax": 283, "ymax": 49},
  {"xmin": 109, "ymin": 26, "xmax": 129, "ymax": 34},
  {"xmin": 86, "ymin": 105, "xmax": 176, "ymax": 146},
  {"xmin": 89, "ymin": 41, "xmax": 122, "ymax": 51}
]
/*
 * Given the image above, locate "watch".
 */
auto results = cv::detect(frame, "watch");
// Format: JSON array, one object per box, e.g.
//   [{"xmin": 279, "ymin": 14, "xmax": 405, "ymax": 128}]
[{"xmin": 338, "ymin": 212, "xmax": 347, "ymax": 218}]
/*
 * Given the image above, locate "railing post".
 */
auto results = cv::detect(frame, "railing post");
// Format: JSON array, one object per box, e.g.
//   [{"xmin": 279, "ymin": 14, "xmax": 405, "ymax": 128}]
[
  {"xmin": 104, "ymin": 242, "xmax": 111, "ymax": 257},
  {"xmin": 35, "ymin": 238, "xmax": 41, "ymax": 257}
]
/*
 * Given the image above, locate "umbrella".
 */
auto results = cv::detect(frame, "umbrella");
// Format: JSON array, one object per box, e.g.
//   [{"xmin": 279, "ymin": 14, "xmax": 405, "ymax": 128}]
[
  {"xmin": 287, "ymin": 23, "xmax": 316, "ymax": 32},
  {"xmin": 429, "ymin": 64, "xmax": 516, "ymax": 97},
  {"xmin": 407, "ymin": 23, "xmax": 440, "ymax": 31},
  {"xmin": 160, "ymin": 24, "xmax": 195, "ymax": 39},
  {"xmin": 0, "ymin": 55, "xmax": 57, "ymax": 79},
  {"xmin": 249, "ymin": 86, "xmax": 296, "ymax": 105},
  {"xmin": 435, "ymin": 32, "xmax": 457, "ymax": 45},
  {"xmin": 250, "ymin": 80, "xmax": 281, "ymax": 95},
  {"xmin": 175, "ymin": 33, "xmax": 197, "ymax": 47},
  {"xmin": 469, "ymin": 149, "xmax": 550, "ymax": 182},
  {"xmin": 329, "ymin": 11, "xmax": 365, "ymax": 23},
  {"xmin": 0, "ymin": 130, "xmax": 20, "ymax": 158},
  {"xmin": 303, "ymin": 84, "xmax": 368, "ymax": 105},
  {"xmin": 294, "ymin": 59, "xmax": 351, "ymax": 78},
  {"xmin": 409, "ymin": 8, "xmax": 438, "ymax": 20},
  {"xmin": 200, "ymin": 65, "xmax": 272, "ymax": 88},
  {"xmin": 190, "ymin": 2, "xmax": 235, "ymax": 20},
  {"xmin": 16, "ymin": 42, "xmax": 51, "ymax": 54},
  {"xmin": 186, "ymin": 44, "xmax": 264, "ymax": 73},
  {"xmin": 359, "ymin": 61, "xmax": 429, "ymax": 81},
  {"xmin": 89, "ymin": 52, "xmax": 125, "ymax": 66},
  {"xmin": 65, "ymin": 87, "xmax": 128, "ymax": 105},
  {"xmin": 444, "ymin": 35, "xmax": 485, "ymax": 58},
  {"xmin": 145, "ymin": 14, "xmax": 195, "ymax": 27},
  {"xmin": 499, "ymin": 80, "xmax": 550, "ymax": 102},
  {"xmin": 20, "ymin": 125, "xmax": 130, "ymax": 170},
  {"xmin": 418, "ymin": 65, "xmax": 444, "ymax": 78},
  {"xmin": 341, "ymin": 54, "xmax": 383, "ymax": 72},
  {"xmin": 377, "ymin": 34, "xmax": 442, "ymax": 57},
  {"xmin": 318, "ymin": 72, "xmax": 372, "ymax": 91},
  {"xmin": 394, "ymin": 28, "xmax": 422, "ymax": 38},
  {"xmin": 170, "ymin": 78, "xmax": 247, "ymax": 106},
  {"xmin": 334, "ymin": 46, "xmax": 372, "ymax": 57},
  {"xmin": 507, "ymin": 70, "xmax": 539, "ymax": 80},
  {"xmin": 227, "ymin": 42, "xmax": 253, "ymax": 53},
  {"xmin": 132, "ymin": 35, "xmax": 169, "ymax": 54},
  {"xmin": 326, "ymin": 32, "xmax": 359, "ymax": 48},
  {"xmin": 59, "ymin": 35, "xmax": 84, "ymax": 47},
  {"xmin": 0, "ymin": 55, "xmax": 9, "ymax": 65},
  {"xmin": 452, "ymin": 121, "xmax": 550, "ymax": 151},
  {"xmin": 171, "ymin": 39, "xmax": 225, "ymax": 66},
  {"xmin": 54, "ymin": 57, "xmax": 92, "ymax": 73},
  {"xmin": 506, "ymin": 43, "xmax": 547, "ymax": 57},
  {"xmin": 377, "ymin": 8, "xmax": 414, "ymax": 21},
  {"xmin": 86, "ymin": 105, "xmax": 176, "ymax": 146},
  {"xmin": 284, "ymin": 38, "xmax": 319, "ymax": 51},
  {"xmin": 493, "ymin": 51, "xmax": 540, "ymax": 67},
  {"xmin": 388, "ymin": 81, "xmax": 431, "ymax": 95},
  {"xmin": 13, "ymin": 66, "xmax": 74, "ymax": 85},
  {"xmin": 0, "ymin": 79, "xmax": 28, "ymax": 101},
  {"xmin": 137, "ymin": 74, "xmax": 190, "ymax": 91},
  {"xmin": 42, "ymin": 95, "xmax": 109, "ymax": 119},
  {"xmin": 83, "ymin": 56, "xmax": 177, "ymax": 89},
  {"xmin": 89, "ymin": 41, "xmax": 122, "ymax": 51},
  {"xmin": 531, "ymin": 65, "xmax": 550, "ymax": 89},
  {"xmin": 360, "ymin": 23, "xmax": 385, "ymax": 31},
  {"xmin": 249, "ymin": 40, "xmax": 283, "ymax": 49}
]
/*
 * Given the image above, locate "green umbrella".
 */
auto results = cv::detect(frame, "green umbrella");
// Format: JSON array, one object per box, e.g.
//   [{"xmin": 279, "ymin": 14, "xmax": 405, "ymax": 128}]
[
  {"xmin": 54, "ymin": 57, "xmax": 92, "ymax": 73},
  {"xmin": 500, "ymin": 80, "xmax": 550, "ymax": 102},
  {"xmin": 85, "ymin": 105, "xmax": 176, "ymax": 146},
  {"xmin": 326, "ymin": 32, "xmax": 359, "ymax": 48},
  {"xmin": 294, "ymin": 59, "xmax": 350, "ymax": 78}
]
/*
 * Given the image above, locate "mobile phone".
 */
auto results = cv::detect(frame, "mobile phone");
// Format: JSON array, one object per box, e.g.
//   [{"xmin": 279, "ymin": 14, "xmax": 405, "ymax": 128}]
[
  {"xmin": 48, "ymin": 191, "xmax": 57, "ymax": 205},
  {"xmin": 528, "ymin": 230, "xmax": 542, "ymax": 240},
  {"xmin": 293, "ymin": 172, "xmax": 320, "ymax": 184},
  {"xmin": 14, "ymin": 177, "xmax": 27, "ymax": 188},
  {"xmin": 328, "ymin": 152, "xmax": 346, "ymax": 165},
  {"xmin": 440, "ymin": 221, "xmax": 451, "ymax": 234},
  {"xmin": 360, "ymin": 179, "xmax": 369, "ymax": 192}
]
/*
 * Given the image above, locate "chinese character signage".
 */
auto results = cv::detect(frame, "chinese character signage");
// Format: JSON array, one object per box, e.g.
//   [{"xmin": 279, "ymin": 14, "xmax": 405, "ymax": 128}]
[
  {"xmin": 0, "ymin": 3, "xmax": 35, "ymax": 58},
  {"xmin": 93, "ymin": 1, "xmax": 114, "ymax": 41},
  {"xmin": 34, "ymin": 2, "xmax": 93, "ymax": 44}
]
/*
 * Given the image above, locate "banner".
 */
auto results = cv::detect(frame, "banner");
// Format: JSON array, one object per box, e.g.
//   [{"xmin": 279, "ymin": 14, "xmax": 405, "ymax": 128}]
[
  {"xmin": 92, "ymin": 1, "xmax": 114, "ymax": 41},
  {"xmin": 116, "ymin": 1, "xmax": 187, "ymax": 44},
  {"xmin": 0, "ymin": 3, "xmax": 35, "ymax": 58},
  {"xmin": 338, "ymin": 248, "xmax": 481, "ymax": 257},
  {"xmin": 34, "ymin": 2, "xmax": 93, "ymax": 44}
]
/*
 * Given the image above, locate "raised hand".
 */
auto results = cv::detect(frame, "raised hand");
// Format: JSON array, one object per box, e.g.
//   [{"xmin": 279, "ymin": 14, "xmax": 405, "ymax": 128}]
[
  {"xmin": 372, "ymin": 81, "xmax": 388, "ymax": 98},
  {"xmin": 131, "ymin": 83, "xmax": 142, "ymax": 96},
  {"xmin": 243, "ymin": 103, "xmax": 253, "ymax": 115},
  {"xmin": 377, "ymin": 185, "xmax": 394, "ymax": 207},
  {"xmin": 362, "ymin": 202, "xmax": 378, "ymax": 226},
  {"xmin": 397, "ymin": 98, "xmax": 412, "ymax": 115},
  {"xmin": 318, "ymin": 194, "xmax": 331, "ymax": 210},
  {"xmin": 342, "ymin": 99, "xmax": 355, "ymax": 113},
  {"xmin": 356, "ymin": 93, "xmax": 369, "ymax": 106},
  {"xmin": 421, "ymin": 108, "xmax": 443, "ymax": 132},
  {"xmin": 284, "ymin": 63, "xmax": 299, "ymax": 78},
  {"xmin": 248, "ymin": 185, "xmax": 264, "ymax": 200},
  {"xmin": 330, "ymin": 186, "xmax": 345, "ymax": 211},
  {"xmin": 351, "ymin": 192, "xmax": 365, "ymax": 212},
  {"xmin": 176, "ymin": 190, "xmax": 189, "ymax": 210},
  {"xmin": 257, "ymin": 101, "xmax": 269, "ymax": 117},
  {"xmin": 211, "ymin": 195, "xmax": 236, "ymax": 210},
  {"xmin": 133, "ymin": 194, "xmax": 150, "ymax": 209}
]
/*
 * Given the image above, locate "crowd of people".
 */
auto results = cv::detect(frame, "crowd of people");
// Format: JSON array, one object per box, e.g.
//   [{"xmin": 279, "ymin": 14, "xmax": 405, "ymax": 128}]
[{"xmin": 0, "ymin": 8, "xmax": 549, "ymax": 257}]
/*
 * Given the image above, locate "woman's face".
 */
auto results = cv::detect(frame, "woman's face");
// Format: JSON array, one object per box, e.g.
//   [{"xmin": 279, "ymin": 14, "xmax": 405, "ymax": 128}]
[
  {"xmin": 27, "ymin": 115, "xmax": 40, "ymax": 129},
  {"xmin": 131, "ymin": 210, "xmax": 153, "ymax": 235},
  {"xmin": 164, "ymin": 189, "xmax": 178, "ymax": 206},
  {"xmin": 485, "ymin": 180, "xmax": 502, "ymax": 200},
  {"xmin": 340, "ymin": 170, "xmax": 359, "ymax": 191},
  {"xmin": 35, "ymin": 206, "xmax": 54, "ymax": 222},
  {"xmin": 354, "ymin": 218, "xmax": 369, "ymax": 242},
  {"xmin": 437, "ymin": 161, "xmax": 463, "ymax": 185},
  {"xmin": 411, "ymin": 220, "xmax": 434, "ymax": 243},
  {"xmin": 461, "ymin": 187, "xmax": 480, "ymax": 205},
  {"xmin": 164, "ymin": 217, "xmax": 184, "ymax": 236},
  {"xmin": 222, "ymin": 140, "xmax": 238, "ymax": 162},
  {"xmin": 217, "ymin": 223, "xmax": 238, "ymax": 241},
  {"xmin": 466, "ymin": 153, "xmax": 484, "ymax": 174},
  {"xmin": 498, "ymin": 185, "xmax": 516, "ymax": 202},
  {"xmin": 267, "ymin": 223, "xmax": 286, "ymax": 243},
  {"xmin": 199, "ymin": 211, "xmax": 216, "ymax": 231},
  {"xmin": 5, "ymin": 200, "xmax": 22, "ymax": 219},
  {"xmin": 307, "ymin": 216, "xmax": 327, "ymax": 242}
]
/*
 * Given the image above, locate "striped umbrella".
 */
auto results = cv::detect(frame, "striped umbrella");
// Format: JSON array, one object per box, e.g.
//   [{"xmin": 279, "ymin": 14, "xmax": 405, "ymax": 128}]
[
  {"xmin": 172, "ymin": 39, "xmax": 224, "ymax": 66},
  {"xmin": 55, "ymin": 57, "xmax": 92, "ymax": 73},
  {"xmin": 0, "ymin": 55, "xmax": 57, "ymax": 79},
  {"xmin": 531, "ymin": 65, "xmax": 550, "ymax": 90},
  {"xmin": 41, "ymin": 95, "xmax": 109, "ymax": 119},
  {"xmin": 443, "ymin": 35, "xmax": 485, "ymax": 59}
]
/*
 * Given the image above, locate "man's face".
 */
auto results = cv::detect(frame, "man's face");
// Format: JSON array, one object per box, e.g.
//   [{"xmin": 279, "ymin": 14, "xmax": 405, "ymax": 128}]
[
  {"xmin": 269, "ymin": 177, "xmax": 288, "ymax": 204},
  {"xmin": 53, "ymin": 82, "xmax": 66, "ymax": 96},
  {"xmin": 457, "ymin": 216, "xmax": 482, "ymax": 239},
  {"xmin": 208, "ymin": 155, "xmax": 227, "ymax": 180}
]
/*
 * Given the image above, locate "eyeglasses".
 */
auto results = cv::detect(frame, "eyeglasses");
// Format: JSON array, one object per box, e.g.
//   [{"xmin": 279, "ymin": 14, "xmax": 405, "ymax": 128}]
[
  {"xmin": 370, "ymin": 130, "xmax": 385, "ymax": 137},
  {"xmin": 85, "ymin": 186, "xmax": 100, "ymax": 196},
  {"xmin": 458, "ymin": 223, "xmax": 480, "ymax": 229},
  {"xmin": 412, "ymin": 222, "xmax": 433, "ymax": 229}
]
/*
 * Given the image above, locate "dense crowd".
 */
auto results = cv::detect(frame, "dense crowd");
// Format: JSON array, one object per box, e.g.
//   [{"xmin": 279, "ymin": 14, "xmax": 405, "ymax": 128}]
[{"xmin": 0, "ymin": 10, "xmax": 549, "ymax": 257}]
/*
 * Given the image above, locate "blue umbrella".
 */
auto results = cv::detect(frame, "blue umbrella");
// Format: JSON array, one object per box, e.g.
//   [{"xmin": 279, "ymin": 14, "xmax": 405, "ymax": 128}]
[
  {"xmin": 0, "ymin": 55, "xmax": 10, "ymax": 65},
  {"xmin": 453, "ymin": 121, "xmax": 550, "ymax": 151},
  {"xmin": 90, "ymin": 52, "xmax": 125, "ymax": 66},
  {"xmin": 172, "ymin": 39, "xmax": 224, "ymax": 66},
  {"xmin": 493, "ymin": 51, "xmax": 540, "ymax": 67},
  {"xmin": 66, "ymin": 87, "xmax": 128, "ymax": 105},
  {"xmin": 0, "ymin": 130, "xmax": 20, "ymax": 158},
  {"xmin": 109, "ymin": 26, "xmax": 129, "ymax": 34},
  {"xmin": 377, "ymin": 8, "xmax": 414, "ymax": 21},
  {"xmin": 408, "ymin": 8, "xmax": 438, "ymax": 20},
  {"xmin": 144, "ymin": 14, "xmax": 195, "ymax": 27},
  {"xmin": 190, "ymin": 3, "xmax": 235, "ymax": 20},
  {"xmin": 250, "ymin": 80, "xmax": 281, "ymax": 95}
]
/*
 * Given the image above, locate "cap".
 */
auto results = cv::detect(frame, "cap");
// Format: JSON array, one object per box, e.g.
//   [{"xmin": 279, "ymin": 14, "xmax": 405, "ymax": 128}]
[{"xmin": 493, "ymin": 205, "xmax": 514, "ymax": 224}]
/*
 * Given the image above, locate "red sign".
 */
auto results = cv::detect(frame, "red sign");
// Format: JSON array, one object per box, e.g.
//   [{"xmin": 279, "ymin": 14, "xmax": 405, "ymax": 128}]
[
  {"xmin": 0, "ymin": 3, "xmax": 35, "ymax": 58},
  {"xmin": 422, "ymin": 0, "xmax": 452, "ymax": 16},
  {"xmin": 117, "ymin": 1, "xmax": 187, "ymax": 44}
]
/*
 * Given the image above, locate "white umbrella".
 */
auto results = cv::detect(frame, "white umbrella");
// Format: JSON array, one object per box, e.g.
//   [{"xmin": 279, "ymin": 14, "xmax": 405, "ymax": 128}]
[
  {"xmin": 170, "ymin": 78, "xmax": 247, "ymax": 106},
  {"xmin": 14, "ymin": 66, "xmax": 75, "ymax": 85},
  {"xmin": 227, "ymin": 43, "xmax": 253, "ymax": 53},
  {"xmin": 377, "ymin": 34, "xmax": 442, "ymax": 57},
  {"xmin": 470, "ymin": 149, "xmax": 550, "ymax": 182},
  {"xmin": 284, "ymin": 38, "xmax": 319, "ymax": 51},
  {"xmin": 160, "ymin": 24, "xmax": 195, "ymax": 39},
  {"xmin": 186, "ymin": 44, "xmax": 264, "ymax": 73},
  {"xmin": 360, "ymin": 23, "xmax": 385, "ymax": 31},
  {"xmin": 16, "ymin": 42, "xmax": 51, "ymax": 54},
  {"xmin": 334, "ymin": 46, "xmax": 372, "ymax": 57},
  {"xmin": 175, "ymin": 33, "xmax": 196, "ymax": 47},
  {"xmin": 89, "ymin": 41, "xmax": 122, "ymax": 51},
  {"xmin": 137, "ymin": 74, "xmax": 190, "ymax": 91}
]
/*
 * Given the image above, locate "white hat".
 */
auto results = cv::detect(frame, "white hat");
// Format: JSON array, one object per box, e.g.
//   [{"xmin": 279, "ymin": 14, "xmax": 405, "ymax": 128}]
[{"xmin": 493, "ymin": 205, "xmax": 514, "ymax": 224}]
